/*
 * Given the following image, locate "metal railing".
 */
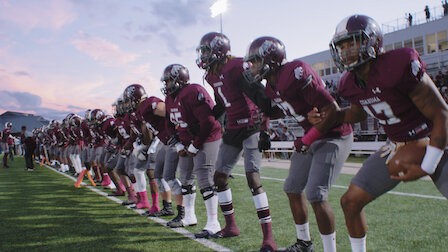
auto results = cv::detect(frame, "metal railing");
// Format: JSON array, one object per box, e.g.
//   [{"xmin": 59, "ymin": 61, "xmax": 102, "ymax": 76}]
[{"xmin": 382, "ymin": 5, "xmax": 446, "ymax": 34}]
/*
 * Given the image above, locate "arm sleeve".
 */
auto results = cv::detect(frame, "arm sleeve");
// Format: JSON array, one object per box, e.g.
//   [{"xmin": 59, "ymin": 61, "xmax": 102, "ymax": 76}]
[
  {"xmin": 239, "ymin": 78, "xmax": 276, "ymax": 116},
  {"xmin": 191, "ymin": 103, "xmax": 216, "ymax": 149}
]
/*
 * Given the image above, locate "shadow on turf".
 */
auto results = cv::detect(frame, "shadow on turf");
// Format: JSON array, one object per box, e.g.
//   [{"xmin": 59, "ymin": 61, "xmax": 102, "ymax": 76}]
[{"xmin": 0, "ymin": 157, "xmax": 203, "ymax": 252}]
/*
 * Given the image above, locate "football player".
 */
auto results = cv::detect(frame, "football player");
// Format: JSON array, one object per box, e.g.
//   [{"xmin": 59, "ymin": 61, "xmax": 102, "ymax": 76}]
[
  {"xmin": 162, "ymin": 64, "xmax": 222, "ymax": 236},
  {"xmin": 124, "ymin": 84, "xmax": 180, "ymax": 217},
  {"xmin": 196, "ymin": 32, "xmax": 277, "ymax": 251},
  {"xmin": 2, "ymin": 122, "xmax": 13, "ymax": 168},
  {"xmin": 320, "ymin": 15, "xmax": 448, "ymax": 251},
  {"xmin": 244, "ymin": 37, "xmax": 353, "ymax": 252},
  {"xmin": 123, "ymin": 84, "xmax": 162, "ymax": 212}
]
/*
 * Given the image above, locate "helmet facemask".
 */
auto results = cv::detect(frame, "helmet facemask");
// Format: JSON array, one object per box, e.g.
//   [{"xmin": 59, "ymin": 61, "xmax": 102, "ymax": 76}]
[
  {"xmin": 196, "ymin": 44, "xmax": 216, "ymax": 69},
  {"xmin": 243, "ymin": 55, "xmax": 270, "ymax": 83}
]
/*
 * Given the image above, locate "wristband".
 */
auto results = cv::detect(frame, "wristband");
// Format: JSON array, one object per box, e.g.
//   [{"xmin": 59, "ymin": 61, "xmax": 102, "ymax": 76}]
[
  {"xmin": 187, "ymin": 144, "xmax": 199, "ymax": 154},
  {"xmin": 175, "ymin": 143, "xmax": 185, "ymax": 152},
  {"xmin": 302, "ymin": 127, "xmax": 323, "ymax": 146},
  {"xmin": 421, "ymin": 145, "xmax": 444, "ymax": 175}
]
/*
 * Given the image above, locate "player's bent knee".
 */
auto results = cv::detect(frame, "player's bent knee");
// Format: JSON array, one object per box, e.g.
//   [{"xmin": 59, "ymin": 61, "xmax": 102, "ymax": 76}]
[{"xmin": 168, "ymin": 179, "xmax": 182, "ymax": 195}]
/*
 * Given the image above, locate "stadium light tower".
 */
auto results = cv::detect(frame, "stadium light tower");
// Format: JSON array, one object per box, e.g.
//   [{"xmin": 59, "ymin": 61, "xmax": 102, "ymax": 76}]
[{"xmin": 210, "ymin": 0, "xmax": 228, "ymax": 33}]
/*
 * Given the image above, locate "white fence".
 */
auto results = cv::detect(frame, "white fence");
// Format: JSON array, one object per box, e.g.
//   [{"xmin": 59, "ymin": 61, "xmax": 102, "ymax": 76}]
[{"xmin": 268, "ymin": 141, "xmax": 386, "ymax": 155}]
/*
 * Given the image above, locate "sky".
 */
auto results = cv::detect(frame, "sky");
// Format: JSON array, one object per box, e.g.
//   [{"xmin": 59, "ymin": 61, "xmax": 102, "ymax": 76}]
[{"xmin": 0, "ymin": 0, "xmax": 443, "ymax": 120}]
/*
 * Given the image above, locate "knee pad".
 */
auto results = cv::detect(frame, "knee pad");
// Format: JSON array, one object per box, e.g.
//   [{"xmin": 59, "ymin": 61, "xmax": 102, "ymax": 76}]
[
  {"xmin": 181, "ymin": 184, "xmax": 196, "ymax": 195},
  {"xmin": 200, "ymin": 186, "xmax": 216, "ymax": 201},
  {"xmin": 168, "ymin": 179, "xmax": 182, "ymax": 196},
  {"xmin": 156, "ymin": 178, "xmax": 170, "ymax": 193}
]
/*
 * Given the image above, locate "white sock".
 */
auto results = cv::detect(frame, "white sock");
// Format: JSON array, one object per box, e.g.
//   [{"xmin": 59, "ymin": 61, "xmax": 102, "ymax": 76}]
[
  {"xmin": 295, "ymin": 223, "xmax": 311, "ymax": 241},
  {"xmin": 349, "ymin": 235, "xmax": 366, "ymax": 252},
  {"xmin": 203, "ymin": 194, "xmax": 220, "ymax": 233},
  {"xmin": 321, "ymin": 232, "xmax": 336, "ymax": 252},
  {"xmin": 133, "ymin": 169, "xmax": 147, "ymax": 192}
]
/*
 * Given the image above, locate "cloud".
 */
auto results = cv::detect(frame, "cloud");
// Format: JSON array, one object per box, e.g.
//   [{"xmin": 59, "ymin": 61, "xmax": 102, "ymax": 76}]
[
  {"xmin": 14, "ymin": 71, "xmax": 31, "ymax": 77},
  {"xmin": 0, "ymin": 90, "xmax": 42, "ymax": 110},
  {"xmin": 0, "ymin": 90, "xmax": 84, "ymax": 120},
  {"xmin": 72, "ymin": 33, "xmax": 138, "ymax": 66},
  {"xmin": 0, "ymin": 0, "xmax": 76, "ymax": 31},
  {"xmin": 126, "ymin": 0, "xmax": 210, "ymax": 56}
]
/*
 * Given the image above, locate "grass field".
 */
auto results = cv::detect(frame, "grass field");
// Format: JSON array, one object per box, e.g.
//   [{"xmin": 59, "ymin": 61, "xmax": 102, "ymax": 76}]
[{"xmin": 0, "ymin": 155, "xmax": 447, "ymax": 252}]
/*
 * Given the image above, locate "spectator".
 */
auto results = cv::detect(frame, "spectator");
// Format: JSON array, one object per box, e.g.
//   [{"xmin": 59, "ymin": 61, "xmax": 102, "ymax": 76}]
[
  {"xmin": 22, "ymin": 126, "xmax": 36, "ymax": 171},
  {"xmin": 425, "ymin": 5, "xmax": 430, "ymax": 21},
  {"xmin": 436, "ymin": 71, "xmax": 444, "ymax": 88},
  {"xmin": 444, "ymin": 70, "xmax": 448, "ymax": 86},
  {"xmin": 408, "ymin": 13, "xmax": 413, "ymax": 26},
  {"xmin": 277, "ymin": 125, "xmax": 294, "ymax": 159},
  {"xmin": 443, "ymin": 0, "xmax": 448, "ymax": 16}
]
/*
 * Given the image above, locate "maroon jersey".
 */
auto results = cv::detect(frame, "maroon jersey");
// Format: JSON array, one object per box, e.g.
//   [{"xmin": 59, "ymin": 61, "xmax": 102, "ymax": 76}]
[
  {"xmin": 165, "ymin": 83, "xmax": 221, "ymax": 148},
  {"xmin": 135, "ymin": 96, "xmax": 173, "ymax": 145},
  {"xmin": 80, "ymin": 120, "xmax": 92, "ymax": 145},
  {"xmin": 100, "ymin": 116, "xmax": 118, "ymax": 139},
  {"xmin": 205, "ymin": 57, "xmax": 261, "ymax": 129},
  {"xmin": 338, "ymin": 48, "xmax": 430, "ymax": 142},
  {"xmin": 266, "ymin": 60, "xmax": 352, "ymax": 138},
  {"xmin": 2, "ymin": 129, "xmax": 11, "ymax": 143},
  {"xmin": 117, "ymin": 114, "xmax": 132, "ymax": 141}
]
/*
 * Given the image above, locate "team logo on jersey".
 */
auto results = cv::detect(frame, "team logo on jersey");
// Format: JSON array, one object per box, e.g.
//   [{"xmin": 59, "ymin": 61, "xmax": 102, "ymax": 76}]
[
  {"xmin": 294, "ymin": 67, "xmax": 303, "ymax": 80},
  {"xmin": 411, "ymin": 60, "xmax": 421, "ymax": 77},
  {"xmin": 198, "ymin": 92, "xmax": 205, "ymax": 102},
  {"xmin": 372, "ymin": 87, "xmax": 381, "ymax": 94}
]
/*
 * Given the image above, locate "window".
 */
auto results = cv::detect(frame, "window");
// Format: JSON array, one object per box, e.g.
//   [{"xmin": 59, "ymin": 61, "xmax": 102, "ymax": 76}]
[
  {"xmin": 311, "ymin": 63, "xmax": 318, "ymax": 73},
  {"xmin": 404, "ymin": 39, "xmax": 413, "ymax": 48},
  {"xmin": 314, "ymin": 62, "xmax": 324, "ymax": 76},
  {"xmin": 385, "ymin": 44, "xmax": 393, "ymax": 51},
  {"xmin": 332, "ymin": 66, "xmax": 338, "ymax": 74},
  {"xmin": 437, "ymin": 31, "xmax": 448, "ymax": 51},
  {"xmin": 414, "ymin": 36, "xmax": 424, "ymax": 55},
  {"xmin": 324, "ymin": 60, "xmax": 331, "ymax": 75},
  {"xmin": 394, "ymin": 41, "xmax": 403, "ymax": 49},
  {"xmin": 426, "ymin": 33, "xmax": 436, "ymax": 54}
]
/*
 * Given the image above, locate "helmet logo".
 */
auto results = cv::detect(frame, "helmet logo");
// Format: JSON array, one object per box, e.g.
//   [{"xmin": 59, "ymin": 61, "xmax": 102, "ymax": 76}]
[
  {"xmin": 170, "ymin": 65, "xmax": 183, "ymax": 77},
  {"xmin": 259, "ymin": 40, "xmax": 276, "ymax": 56},
  {"xmin": 210, "ymin": 36, "xmax": 224, "ymax": 50}
]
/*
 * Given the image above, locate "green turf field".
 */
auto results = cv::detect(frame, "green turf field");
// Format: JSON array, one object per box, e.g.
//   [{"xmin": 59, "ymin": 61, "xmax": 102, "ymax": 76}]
[{"xmin": 0, "ymin": 155, "xmax": 446, "ymax": 251}]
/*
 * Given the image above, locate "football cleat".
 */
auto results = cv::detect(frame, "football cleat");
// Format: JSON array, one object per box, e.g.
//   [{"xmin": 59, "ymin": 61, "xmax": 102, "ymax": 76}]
[
  {"xmin": 121, "ymin": 199, "xmax": 136, "ymax": 206},
  {"xmin": 278, "ymin": 239, "xmax": 314, "ymax": 252},
  {"xmin": 146, "ymin": 201, "xmax": 174, "ymax": 217},
  {"xmin": 194, "ymin": 229, "xmax": 214, "ymax": 239}
]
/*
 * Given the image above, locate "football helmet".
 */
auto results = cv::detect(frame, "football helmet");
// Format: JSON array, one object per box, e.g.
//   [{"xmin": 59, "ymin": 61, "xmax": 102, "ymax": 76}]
[
  {"xmin": 243, "ymin": 36, "xmax": 286, "ymax": 83},
  {"xmin": 70, "ymin": 114, "xmax": 82, "ymax": 127},
  {"xmin": 84, "ymin": 109, "xmax": 92, "ymax": 121},
  {"xmin": 161, "ymin": 64, "xmax": 190, "ymax": 96},
  {"xmin": 113, "ymin": 95, "xmax": 125, "ymax": 117},
  {"xmin": 5, "ymin": 122, "xmax": 12, "ymax": 129},
  {"xmin": 64, "ymin": 113, "xmax": 75, "ymax": 127},
  {"xmin": 196, "ymin": 32, "xmax": 231, "ymax": 69},
  {"xmin": 123, "ymin": 84, "xmax": 147, "ymax": 112},
  {"xmin": 90, "ymin": 109, "xmax": 104, "ymax": 124},
  {"xmin": 329, "ymin": 14, "xmax": 384, "ymax": 72}
]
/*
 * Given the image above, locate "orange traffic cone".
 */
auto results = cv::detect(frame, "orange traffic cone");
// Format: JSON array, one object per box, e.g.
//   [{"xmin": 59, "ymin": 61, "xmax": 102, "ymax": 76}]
[
  {"xmin": 86, "ymin": 170, "xmax": 96, "ymax": 186},
  {"xmin": 74, "ymin": 169, "xmax": 87, "ymax": 188}
]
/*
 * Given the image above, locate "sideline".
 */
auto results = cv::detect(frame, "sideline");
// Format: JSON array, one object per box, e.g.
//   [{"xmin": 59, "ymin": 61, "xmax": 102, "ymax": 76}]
[
  {"xmin": 230, "ymin": 173, "xmax": 446, "ymax": 200},
  {"xmin": 42, "ymin": 163, "xmax": 233, "ymax": 252}
]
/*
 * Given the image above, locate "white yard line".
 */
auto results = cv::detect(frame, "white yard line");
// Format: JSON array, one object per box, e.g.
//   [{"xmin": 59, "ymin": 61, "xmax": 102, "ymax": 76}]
[
  {"xmin": 42, "ymin": 164, "xmax": 233, "ymax": 252},
  {"xmin": 231, "ymin": 173, "xmax": 446, "ymax": 200}
]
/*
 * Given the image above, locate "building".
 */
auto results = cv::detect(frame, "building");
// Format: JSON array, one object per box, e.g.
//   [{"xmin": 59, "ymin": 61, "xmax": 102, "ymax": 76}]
[{"xmin": 274, "ymin": 5, "xmax": 448, "ymax": 140}]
